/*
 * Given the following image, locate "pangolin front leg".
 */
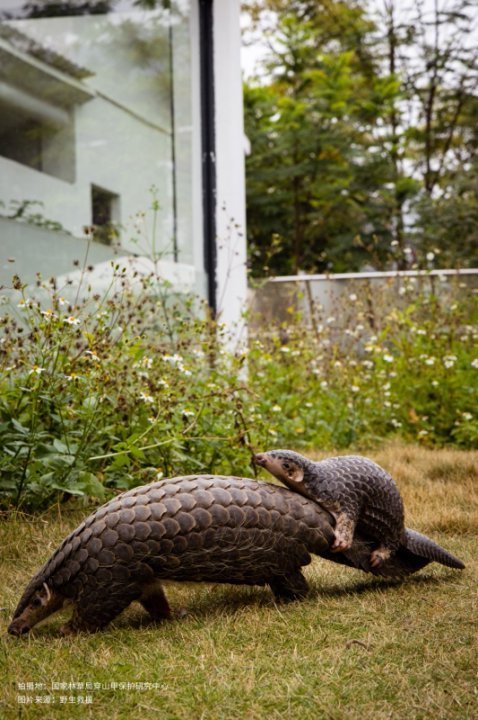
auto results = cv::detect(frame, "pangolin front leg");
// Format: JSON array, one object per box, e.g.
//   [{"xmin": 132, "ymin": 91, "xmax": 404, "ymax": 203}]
[
  {"xmin": 60, "ymin": 585, "xmax": 140, "ymax": 635},
  {"xmin": 330, "ymin": 512, "xmax": 356, "ymax": 553}
]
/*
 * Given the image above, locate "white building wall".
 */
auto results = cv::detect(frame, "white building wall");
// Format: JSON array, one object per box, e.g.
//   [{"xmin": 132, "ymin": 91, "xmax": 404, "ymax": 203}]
[{"xmin": 0, "ymin": 1, "xmax": 248, "ymax": 331}]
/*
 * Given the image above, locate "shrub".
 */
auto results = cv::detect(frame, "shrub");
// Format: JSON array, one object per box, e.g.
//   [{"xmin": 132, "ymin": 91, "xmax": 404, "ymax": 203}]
[{"xmin": 0, "ymin": 263, "xmax": 476, "ymax": 510}]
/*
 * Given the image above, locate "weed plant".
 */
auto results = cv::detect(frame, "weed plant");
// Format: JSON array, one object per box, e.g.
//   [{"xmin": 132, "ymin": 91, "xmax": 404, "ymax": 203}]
[
  {"xmin": 0, "ymin": 259, "xmax": 476, "ymax": 510},
  {"xmin": 248, "ymin": 276, "xmax": 478, "ymax": 452}
]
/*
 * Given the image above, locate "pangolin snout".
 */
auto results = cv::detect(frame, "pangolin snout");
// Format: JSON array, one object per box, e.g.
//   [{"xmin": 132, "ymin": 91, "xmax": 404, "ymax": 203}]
[
  {"xmin": 7, "ymin": 620, "xmax": 30, "ymax": 636},
  {"xmin": 253, "ymin": 453, "xmax": 268, "ymax": 468}
]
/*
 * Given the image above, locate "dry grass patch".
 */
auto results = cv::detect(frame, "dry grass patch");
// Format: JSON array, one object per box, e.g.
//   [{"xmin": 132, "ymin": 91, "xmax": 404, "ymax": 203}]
[{"xmin": 0, "ymin": 446, "xmax": 476, "ymax": 720}]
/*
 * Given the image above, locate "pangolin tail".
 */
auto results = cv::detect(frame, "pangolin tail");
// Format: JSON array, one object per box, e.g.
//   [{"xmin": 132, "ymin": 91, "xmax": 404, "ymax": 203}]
[{"xmin": 403, "ymin": 528, "xmax": 465, "ymax": 569}]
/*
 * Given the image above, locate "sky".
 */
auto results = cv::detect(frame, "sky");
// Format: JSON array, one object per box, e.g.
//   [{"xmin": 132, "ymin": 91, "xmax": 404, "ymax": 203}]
[{"xmin": 240, "ymin": 0, "xmax": 478, "ymax": 78}]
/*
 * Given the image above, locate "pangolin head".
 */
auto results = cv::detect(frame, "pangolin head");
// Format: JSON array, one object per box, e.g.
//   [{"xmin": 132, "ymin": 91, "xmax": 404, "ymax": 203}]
[{"xmin": 253, "ymin": 449, "xmax": 313, "ymax": 489}]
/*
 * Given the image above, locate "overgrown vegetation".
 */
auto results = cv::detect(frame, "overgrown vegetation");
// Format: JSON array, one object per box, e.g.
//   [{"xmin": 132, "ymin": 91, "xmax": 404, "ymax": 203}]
[
  {"xmin": 0, "ymin": 261, "xmax": 476, "ymax": 510},
  {"xmin": 1, "ymin": 445, "xmax": 476, "ymax": 719}
]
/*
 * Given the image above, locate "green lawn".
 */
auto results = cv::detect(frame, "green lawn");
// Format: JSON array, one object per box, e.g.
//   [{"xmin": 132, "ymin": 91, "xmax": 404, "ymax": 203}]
[{"xmin": 1, "ymin": 445, "xmax": 477, "ymax": 719}]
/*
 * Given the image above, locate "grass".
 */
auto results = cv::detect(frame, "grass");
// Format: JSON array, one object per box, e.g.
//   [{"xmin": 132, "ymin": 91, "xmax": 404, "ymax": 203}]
[{"xmin": 1, "ymin": 444, "xmax": 477, "ymax": 719}]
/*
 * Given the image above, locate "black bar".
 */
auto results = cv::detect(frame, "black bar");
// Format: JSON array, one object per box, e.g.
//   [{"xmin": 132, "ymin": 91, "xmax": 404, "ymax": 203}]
[{"xmin": 198, "ymin": 0, "xmax": 217, "ymax": 314}]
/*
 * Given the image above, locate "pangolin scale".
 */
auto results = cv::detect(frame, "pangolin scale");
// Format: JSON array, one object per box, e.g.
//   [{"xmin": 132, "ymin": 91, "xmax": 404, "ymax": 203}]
[{"xmin": 8, "ymin": 475, "xmax": 464, "ymax": 636}]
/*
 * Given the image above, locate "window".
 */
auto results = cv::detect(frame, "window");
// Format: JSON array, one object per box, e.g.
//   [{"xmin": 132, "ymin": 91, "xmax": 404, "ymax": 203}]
[
  {"xmin": 91, "ymin": 185, "xmax": 119, "ymax": 246},
  {"xmin": 0, "ymin": 1, "xmax": 201, "ymax": 275}
]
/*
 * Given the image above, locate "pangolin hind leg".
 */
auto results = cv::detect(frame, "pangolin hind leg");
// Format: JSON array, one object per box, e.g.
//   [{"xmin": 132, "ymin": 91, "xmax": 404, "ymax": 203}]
[
  {"xmin": 269, "ymin": 570, "xmax": 309, "ymax": 602},
  {"xmin": 369, "ymin": 543, "xmax": 393, "ymax": 568},
  {"xmin": 139, "ymin": 580, "xmax": 173, "ymax": 621}
]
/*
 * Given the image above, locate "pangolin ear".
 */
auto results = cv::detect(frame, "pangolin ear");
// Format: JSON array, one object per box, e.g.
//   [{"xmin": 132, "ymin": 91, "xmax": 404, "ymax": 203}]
[
  {"xmin": 290, "ymin": 467, "xmax": 304, "ymax": 483},
  {"xmin": 40, "ymin": 582, "xmax": 52, "ymax": 606}
]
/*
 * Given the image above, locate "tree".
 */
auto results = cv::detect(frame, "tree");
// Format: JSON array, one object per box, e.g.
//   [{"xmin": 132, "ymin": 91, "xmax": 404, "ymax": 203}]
[
  {"xmin": 244, "ymin": 0, "xmax": 478, "ymax": 275},
  {"xmin": 375, "ymin": 0, "xmax": 478, "ymax": 266},
  {"xmin": 245, "ymin": 3, "xmax": 401, "ymax": 275}
]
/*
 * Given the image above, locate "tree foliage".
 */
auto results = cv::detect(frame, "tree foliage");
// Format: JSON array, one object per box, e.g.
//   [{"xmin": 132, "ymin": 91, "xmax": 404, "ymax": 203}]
[{"xmin": 244, "ymin": 0, "xmax": 478, "ymax": 275}]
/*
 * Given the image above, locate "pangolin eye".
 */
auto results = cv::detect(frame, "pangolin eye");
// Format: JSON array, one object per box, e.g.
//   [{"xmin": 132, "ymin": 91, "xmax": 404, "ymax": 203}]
[
  {"xmin": 31, "ymin": 597, "xmax": 42, "ymax": 608},
  {"xmin": 283, "ymin": 462, "xmax": 291, "ymax": 470}
]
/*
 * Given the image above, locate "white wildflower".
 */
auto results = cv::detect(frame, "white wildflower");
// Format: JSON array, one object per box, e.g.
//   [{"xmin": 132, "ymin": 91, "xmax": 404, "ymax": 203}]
[
  {"xmin": 182, "ymin": 409, "xmax": 195, "ymax": 417},
  {"xmin": 320, "ymin": 380, "xmax": 328, "ymax": 389},
  {"xmin": 41, "ymin": 309, "xmax": 56, "ymax": 319},
  {"xmin": 426, "ymin": 251, "xmax": 435, "ymax": 262},
  {"xmin": 383, "ymin": 354, "xmax": 394, "ymax": 363},
  {"xmin": 391, "ymin": 419, "xmax": 402, "ymax": 428},
  {"xmin": 271, "ymin": 405, "xmax": 282, "ymax": 413},
  {"xmin": 17, "ymin": 299, "xmax": 32, "ymax": 309},
  {"xmin": 424, "ymin": 357, "xmax": 435, "ymax": 366},
  {"xmin": 85, "ymin": 350, "xmax": 100, "ymax": 361},
  {"xmin": 351, "ymin": 385, "xmax": 360, "ymax": 393},
  {"xmin": 349, "ymin": 293, "xmax": 358, "ymax": 302},
  {"xmin": 28, "ymin": 365, "xmax": 45, "ymax": 375},
  {"xmin": 163, "ymin": 353, "xmax": 183, "ymax": 365},
  {"xmin": 471, "ymin": 359, "xmax": 478, "ymax": 369},
  {"xmin": 64, "ymin": 315, "xmax": 80, "ymax": 326},
  {"xmin": 326, "ymin": 316, "xmax": 336, "ymax": 325},
  {"xmin": 139, "ymin": 392, "xmax": 154, "ymax": 404},
  {"xmin": 443, "ymin": 356, "xmax": 457, "ymax": 369}
]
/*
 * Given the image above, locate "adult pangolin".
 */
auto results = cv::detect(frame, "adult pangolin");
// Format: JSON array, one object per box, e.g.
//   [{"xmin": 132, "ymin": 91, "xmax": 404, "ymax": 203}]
[{"xmin": 8, "ymin": 475, "xmax": 464, "ymax": 636}]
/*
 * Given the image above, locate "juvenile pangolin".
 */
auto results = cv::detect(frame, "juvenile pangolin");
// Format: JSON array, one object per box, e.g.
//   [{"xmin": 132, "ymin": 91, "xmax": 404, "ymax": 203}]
[
  {"xmin": 8, "ymin": 475, "xmax": 464, "ymax": 636},
  {"xmin": 254, "ymin": 450, "xmax": 408, "ymax": 566}
]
